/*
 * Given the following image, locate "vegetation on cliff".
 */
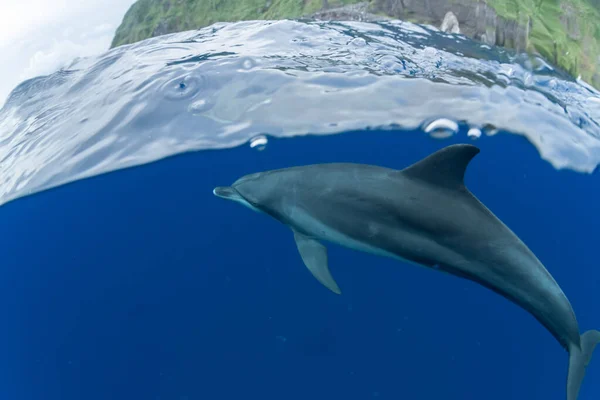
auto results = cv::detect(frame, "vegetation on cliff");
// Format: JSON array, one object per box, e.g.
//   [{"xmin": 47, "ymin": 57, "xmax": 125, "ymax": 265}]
[
  {"xmin": 110, "ymin": 0, "xmax": 600, "ymax": 89},
  {"xmin": 111, "ymin": 0, "xmax": 361, "ymax": 48},
  {"xmin": 486, "ymin": 0, "xmax": 600, "ymax": 86}
]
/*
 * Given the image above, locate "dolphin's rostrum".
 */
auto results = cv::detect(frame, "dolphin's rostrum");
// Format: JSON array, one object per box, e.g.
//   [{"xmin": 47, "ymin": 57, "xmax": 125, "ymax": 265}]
[{"xmin": 214, "ymin": 143, "xmax": 599, "ymax": 399}]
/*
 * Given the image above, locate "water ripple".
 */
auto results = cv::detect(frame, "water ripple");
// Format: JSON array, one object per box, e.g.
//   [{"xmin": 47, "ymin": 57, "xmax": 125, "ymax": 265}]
[{"xmin": 0, "ymin": 19, "xmax": 599, "ymax": 206}]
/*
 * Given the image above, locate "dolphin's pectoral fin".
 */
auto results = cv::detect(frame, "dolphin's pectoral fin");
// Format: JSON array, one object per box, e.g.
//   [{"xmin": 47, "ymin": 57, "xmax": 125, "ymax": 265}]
[
  {"xmin": 293, "ymin": 231, "xmax": 341, "ymax": 295},
  {"xmin": 401, "ymin": 143, "xmax": 480, "ymax": 190}
]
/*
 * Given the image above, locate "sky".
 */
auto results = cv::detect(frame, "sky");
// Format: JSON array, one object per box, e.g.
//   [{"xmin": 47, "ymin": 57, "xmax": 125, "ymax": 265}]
[{"xmin": 0, "ymin": 0, "xmax": 136, "ymax": 108}]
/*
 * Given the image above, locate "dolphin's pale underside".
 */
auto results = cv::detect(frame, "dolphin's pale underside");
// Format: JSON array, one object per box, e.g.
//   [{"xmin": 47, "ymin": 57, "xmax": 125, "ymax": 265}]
[{"xmin": 213, "ymin": 143, "xmax": 599, "ymax": 400}]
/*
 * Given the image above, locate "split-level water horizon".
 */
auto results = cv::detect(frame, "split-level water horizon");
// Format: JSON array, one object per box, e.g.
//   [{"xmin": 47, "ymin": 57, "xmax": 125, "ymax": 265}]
[{"xmin": 1, "ymin": 18, "xmax": 599, "ymax": 400}]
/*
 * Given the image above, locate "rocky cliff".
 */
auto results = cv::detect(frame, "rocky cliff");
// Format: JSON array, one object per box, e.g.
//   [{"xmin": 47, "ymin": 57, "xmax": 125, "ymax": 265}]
[{"xmin": 110, "ymin": 0, "xmax": 600, "ymax": 89}]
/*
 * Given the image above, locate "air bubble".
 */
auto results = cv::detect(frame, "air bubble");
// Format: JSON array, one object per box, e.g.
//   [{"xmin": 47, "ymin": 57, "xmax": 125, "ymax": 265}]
[
  {"xmin": 586, "ymin": 96, "xmax": 600, "ymax": 105},
  {"xmin": 424, "ymin": 118, "xmax": 459, "ymax": 139},
  {"xmin": 378, "ymin": 55, "xmax": 401, "ymax": 72},
  {"xmin": 188, "ymin": 98, "xmax": 213, "ymax": 114},
  {"xmin": 423, "ymin": 46, "xmax": 437, "ymax": 57},
  {"xmin": 467, "ymin": 127, "xmax": 482, "ymax": 139},
  {"xmin": 163, "ymin": 74, "xmax": 202, "ymax": 101},
  {"xmin": 349, "ymin": 37, "xmax": 367, "ymax": 47},
  {"xmin": 249, "ymin": 135, "xmax": 268, "ymax": 151},
  {"xmin": 482, "ymin": 124, "xmax": 499, "ymax": 136},
  {"xmin": 239, "ymin": 57, "xmax": 256, "ymax": 70},
  {"xmin": 585, "ymin": 97, "xmax": 600, "ymax": 120}
]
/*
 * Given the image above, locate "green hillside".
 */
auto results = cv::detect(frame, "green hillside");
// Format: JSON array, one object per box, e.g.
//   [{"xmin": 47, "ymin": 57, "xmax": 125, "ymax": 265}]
[
  {"xmin": 486, "ymin": 0, "xmax": 600, "ymax": 87},
  {"xmin": 111, "ymin": 0, "xmax": 361, "ymax": 48},
  {"xmin": 111, "ymin": 0, "xmax": 600, "ymax": 89}
]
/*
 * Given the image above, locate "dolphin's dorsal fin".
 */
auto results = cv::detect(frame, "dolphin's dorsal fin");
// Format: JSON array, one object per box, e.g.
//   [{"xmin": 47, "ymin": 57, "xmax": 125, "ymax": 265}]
[{"xmin": 401, "ymin": 144, "xmax": 480, "ymax": 190}]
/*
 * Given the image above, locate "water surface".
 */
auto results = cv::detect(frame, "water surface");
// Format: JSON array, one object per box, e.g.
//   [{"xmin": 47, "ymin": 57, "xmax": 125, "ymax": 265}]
[{"xmin": 1, "ymin": 19, "xmax": 599, "ymax": 206}]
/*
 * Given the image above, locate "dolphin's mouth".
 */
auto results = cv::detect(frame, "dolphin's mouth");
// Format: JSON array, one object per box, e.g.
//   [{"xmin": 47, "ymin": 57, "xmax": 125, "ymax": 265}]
[
  {"xmin": 213, "ymin": 186, "xmax": 242, "ymax": 200},
  {"xmin": 213, "ymin": 185, "xmax": 262, "ymax": 213}
]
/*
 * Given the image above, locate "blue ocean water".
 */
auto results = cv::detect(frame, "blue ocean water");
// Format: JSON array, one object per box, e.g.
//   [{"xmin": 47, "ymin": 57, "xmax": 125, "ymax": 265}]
[{"xmin": 1, "ymin": 18, "xmax": 599, "ymax": 400}]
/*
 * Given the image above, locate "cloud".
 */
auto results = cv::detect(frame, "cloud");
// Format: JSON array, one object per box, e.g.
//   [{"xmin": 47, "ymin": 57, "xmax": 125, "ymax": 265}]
[
  {"xmin": 20, "ymin": 26, "xmax": 116, "ymax": 81},
  {"xmin": 0, "ymin": 0, "xmax": 136, "ymax": 109}
]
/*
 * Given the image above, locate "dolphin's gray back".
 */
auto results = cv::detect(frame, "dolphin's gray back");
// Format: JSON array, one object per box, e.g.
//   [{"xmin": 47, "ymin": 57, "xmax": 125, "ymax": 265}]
[
  {"xmin": 222, "ymin": 144, "xmax": 600, "ymax": 400},
  {"xmin": 254, "ymin": 161, "xmax": 579, "ymax": 350}
]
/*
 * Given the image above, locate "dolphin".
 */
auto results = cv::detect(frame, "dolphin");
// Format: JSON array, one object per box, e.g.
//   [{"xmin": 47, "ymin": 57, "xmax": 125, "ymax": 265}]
[{"xmin": 213, "ymin": 143, "xmax": 599, "ymax": 400}]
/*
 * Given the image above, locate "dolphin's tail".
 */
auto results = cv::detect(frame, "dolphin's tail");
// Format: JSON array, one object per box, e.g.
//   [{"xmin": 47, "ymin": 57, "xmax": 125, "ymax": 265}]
[{"xmin": 567, "ymin": 329, "xmax": 600, "ymax": 400}]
